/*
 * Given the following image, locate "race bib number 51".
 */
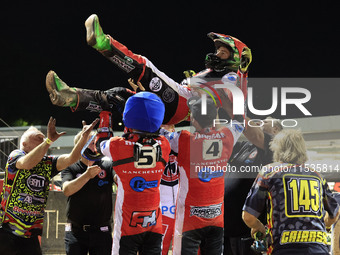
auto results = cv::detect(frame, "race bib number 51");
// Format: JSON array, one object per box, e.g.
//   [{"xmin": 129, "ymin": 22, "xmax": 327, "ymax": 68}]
[{"xmin": 134, "ymin": 147, "xmax": 157, "ymax": 169}]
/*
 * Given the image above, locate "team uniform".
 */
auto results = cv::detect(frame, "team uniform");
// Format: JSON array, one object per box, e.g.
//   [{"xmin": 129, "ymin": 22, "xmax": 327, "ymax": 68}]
[
  {"xmin": 224, "ymin": 132, "xmax": 273, "ymax": 255},
  {"xmin": 243, "ymin": 163, "xmax": 339, "ymax": 255},
  {"xmin": 61, "ymin": 159, "xmax": 115, "ymax": 255},
  {"xmin": 160, "ymin": 150, "xmax": 179, "ymax": 255},
  {"xmin": 0, "ymin": 149, "xmax": 59, "ymax": 254},
  {"xmin": 100, "ymin": 133, "xmax": 171, "ymax": 255},
  {"xmin": 160, "ymin": 122, "xmax": 244, "ymax": 255}
]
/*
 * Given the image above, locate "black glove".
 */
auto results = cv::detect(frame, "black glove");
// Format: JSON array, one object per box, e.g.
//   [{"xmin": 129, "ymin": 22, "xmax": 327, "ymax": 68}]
[{"xmin": 105, "ymin": 87, "xmax": 135, "ymax": 114}]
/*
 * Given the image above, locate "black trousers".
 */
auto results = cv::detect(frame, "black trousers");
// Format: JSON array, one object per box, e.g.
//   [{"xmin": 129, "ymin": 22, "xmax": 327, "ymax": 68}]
[
  {"xmin": 181, "ymin": 226, "xmax": 224, "ymax": 255},
  {"xmin": 65, "ymin": 227, "xmax": 113, "ymax": 255},
  {"xmin": 224, "ymin": 235, "xmax": 261, "ymax": 255},
  {"xmin": 0, "ymin": 228, "xmax": 42, "ymax": 255},
  {"xmin": 118, "ymin": 232, "xmax": 163, "ymax": 255}
]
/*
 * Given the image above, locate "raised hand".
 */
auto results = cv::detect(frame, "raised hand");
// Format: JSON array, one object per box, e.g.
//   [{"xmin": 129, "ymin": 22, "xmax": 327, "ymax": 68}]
[
  {"xmin": 47, "ymin": 117, "xmax": 66, "ymax": 142},
  {"xmin": 80, "ymin": 118, "xmax": 100, "ymax": 138}
]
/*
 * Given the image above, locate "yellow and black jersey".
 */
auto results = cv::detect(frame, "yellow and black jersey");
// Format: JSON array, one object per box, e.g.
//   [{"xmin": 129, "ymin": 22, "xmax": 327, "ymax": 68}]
[{"xmin": 243, "ymin": 163, "xmax": 339, "ymax": 254}]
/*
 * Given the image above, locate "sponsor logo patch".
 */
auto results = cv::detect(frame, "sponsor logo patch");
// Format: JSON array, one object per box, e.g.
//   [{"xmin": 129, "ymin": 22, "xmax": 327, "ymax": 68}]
[
  {"xmin": 280, "ymin": 230, "xmax": 328, "ymax": 245},
  {"xmin": 98, "ymin": 169, "xmax": 106, "ymax": 179},
  {"xmin": 18, "ymin": 193, "xmax": 45, "ymax": 205},
  {"xmin": 162, "ymin": 88, "xmax": 176, "ymax": 103},
  {"xmin": 27, "ymin": 174, "xmax": 46, "ymax": 192},
  {"xmin": 149, "ymin": 77, "xmax": 162, "ymax": 92},
  {"xmin": 98, "ymin": 180, "xmax": 109, "ymax": 187},
  {"xmin": 130, "ymin": 210, "xmax": 156, "ymax": 227},
  {"xmin": 197, "ymin": 167, "xmax": 223, "ymax": 182},
  {"xmin": 162, "ymin": 160, "xmax": 179, "ymax": 183},
  {"xmin": 130, "ymin": 176, "xmax": 158, "ymax": 192},
  {"xmin": 111, "ymin": 55, "xmax": 135, "ymax": 73},
  {"xmin": 161, "ymin": 205, "xmax": 175, "ymax": 215},
  {"xmin": 86, "ymin": 101, "xmax": 103, "ymax": 112},
  {"xmin": 190, "ymin": 203, "xmax": 222, "ymax": 219}
]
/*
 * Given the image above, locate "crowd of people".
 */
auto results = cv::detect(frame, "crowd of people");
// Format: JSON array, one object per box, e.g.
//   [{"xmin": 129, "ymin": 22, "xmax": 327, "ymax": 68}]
[{"xmin": 0, "ymin": 13, "xmax": 339, "ymax": 255}]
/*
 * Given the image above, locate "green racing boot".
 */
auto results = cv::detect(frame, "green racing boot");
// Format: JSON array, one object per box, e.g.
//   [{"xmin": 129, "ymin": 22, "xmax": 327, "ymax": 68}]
[
  {"xmin": 85, "ymin": 14, "xmax": 111, "ymax": 51},
  {"xmin": 46, "ymin": 71, "xmax": 116, "ymax": 112},
  {"xmin": 46, "ymin": 70, "xmax": 77, "ymax": 107}
]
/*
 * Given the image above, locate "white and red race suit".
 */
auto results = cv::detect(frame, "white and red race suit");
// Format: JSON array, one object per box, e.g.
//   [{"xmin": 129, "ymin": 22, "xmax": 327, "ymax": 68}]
[
  {"xmin": 160, "ymin": 122, "xmax": 244, "ymax": 255},
  {"xmin": 100, "ymin": 133, "xmax": 171, "ymax": 255},
  {"xmin": 160, "ymin": 151, "xmax": 179, "ymax": 255},
  {"xmin": 93, "ymin": 35, "xmax": 248, "ymax": 125}
]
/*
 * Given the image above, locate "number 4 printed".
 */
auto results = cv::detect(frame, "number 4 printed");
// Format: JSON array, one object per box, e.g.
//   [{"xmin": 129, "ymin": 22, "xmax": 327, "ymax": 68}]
[{"xmin": 202, "ymin": 139, "xmax": 222, "ymax": 160}]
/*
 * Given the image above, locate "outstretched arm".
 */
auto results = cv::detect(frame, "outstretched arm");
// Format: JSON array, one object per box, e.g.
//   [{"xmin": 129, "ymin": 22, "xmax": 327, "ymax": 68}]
[
  {"xmin": 16, "ymin": 117, "xmax": 66, "ymax": 170},
  {"xmin": 56, "ymin": 119, "xmax": 99, "ymax": 171},
  {"xmin": 242, "ymin": 117, "xmax": 266, "ymax": 150}
]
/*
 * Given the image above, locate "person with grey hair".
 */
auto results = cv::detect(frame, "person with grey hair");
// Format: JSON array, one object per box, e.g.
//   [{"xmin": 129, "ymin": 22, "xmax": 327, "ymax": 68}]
[
  {"xmin": 242, "ymin": 129, "xmax": 340, "ymax": 255},
  {"xmin": 60, "ymin": 130, "xmax": 115, "ymax": 255},
  {"xmin": 0, "ymin": 117, "xmax": 98, "ymax": 255}
]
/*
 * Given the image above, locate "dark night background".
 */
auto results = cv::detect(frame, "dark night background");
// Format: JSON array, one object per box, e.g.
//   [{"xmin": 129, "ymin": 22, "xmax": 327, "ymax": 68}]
[{"xmin": 1, "ymin": 1, "xmax": 339, "ymax": 130}]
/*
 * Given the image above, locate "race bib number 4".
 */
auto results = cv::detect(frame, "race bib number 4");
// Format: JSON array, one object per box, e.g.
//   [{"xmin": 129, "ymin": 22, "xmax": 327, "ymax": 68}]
[{"xmin": 202, "ymin": 139, "xmax": 222, "ymax": 160}]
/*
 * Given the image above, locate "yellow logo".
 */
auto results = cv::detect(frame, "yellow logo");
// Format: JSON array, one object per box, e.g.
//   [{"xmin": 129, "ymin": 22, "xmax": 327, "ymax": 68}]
[{"xmin": 280, "ymin": 230, "xmax": 327, "ymax": 245}]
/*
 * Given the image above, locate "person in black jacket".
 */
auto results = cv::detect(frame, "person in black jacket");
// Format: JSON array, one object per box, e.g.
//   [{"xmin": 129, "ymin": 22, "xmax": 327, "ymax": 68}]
[
  {"xmin": 61, "ymin": 131, "xmax": 115, "ymax": 255},
  {"xmin": 224, "ymin": 117, "xmax": 283, "ymax": 255}
]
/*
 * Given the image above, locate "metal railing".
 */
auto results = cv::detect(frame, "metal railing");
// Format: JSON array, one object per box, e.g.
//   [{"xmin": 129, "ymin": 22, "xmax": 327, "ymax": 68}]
[{"xmin": 0, "ymin": 136, "xmax": 19, "ymax": 172}]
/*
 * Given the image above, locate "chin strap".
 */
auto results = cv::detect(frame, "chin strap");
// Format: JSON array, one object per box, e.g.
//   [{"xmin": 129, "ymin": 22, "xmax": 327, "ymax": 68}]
[{"xmin": 82, "ymin": 111, "xmax": 113, "ymax": 161}]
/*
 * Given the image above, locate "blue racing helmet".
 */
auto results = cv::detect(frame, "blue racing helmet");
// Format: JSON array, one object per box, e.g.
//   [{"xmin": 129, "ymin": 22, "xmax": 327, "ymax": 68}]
[{"xmin": 123, "ymin": 92, "xmax": 165, "ymax": 133}]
